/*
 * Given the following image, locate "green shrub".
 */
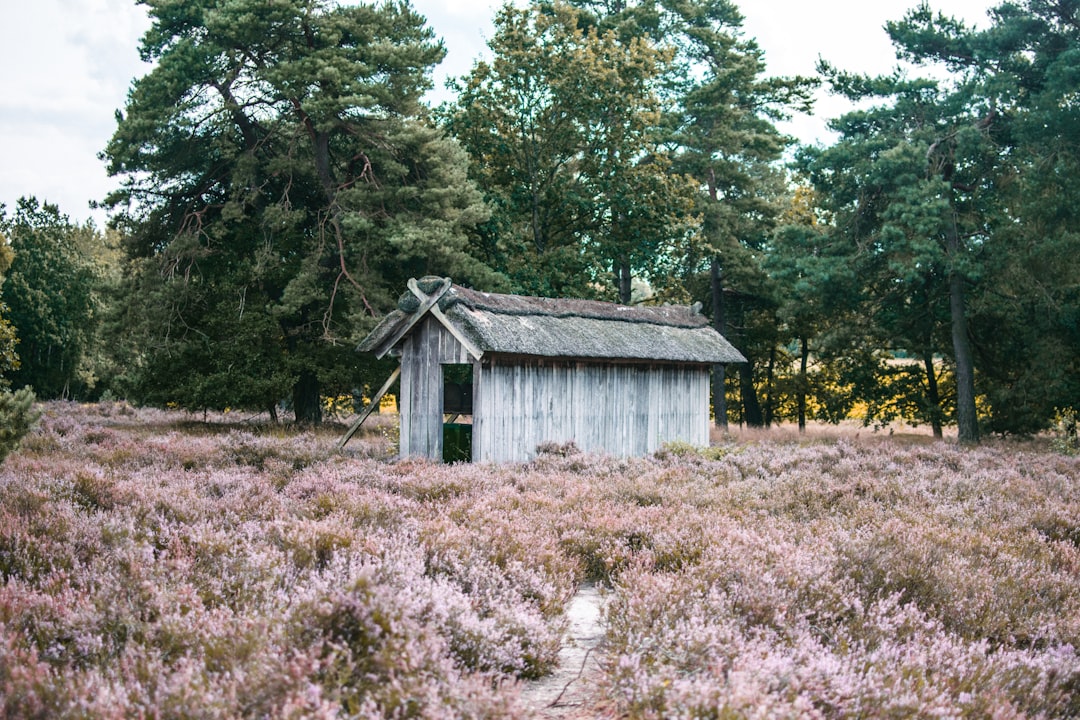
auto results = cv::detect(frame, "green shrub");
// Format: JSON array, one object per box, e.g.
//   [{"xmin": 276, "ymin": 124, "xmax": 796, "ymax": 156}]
[
  {"xmin": 654, "ymin": 439, "xmax": 732, "ymax": 461},
  {"xmin": 0, "ymin": 387, "xmax": 39, "ymax": 463},
  {"xmin": 1052, "ymin": 409, "xmax": 1078, "ymax": 455}
]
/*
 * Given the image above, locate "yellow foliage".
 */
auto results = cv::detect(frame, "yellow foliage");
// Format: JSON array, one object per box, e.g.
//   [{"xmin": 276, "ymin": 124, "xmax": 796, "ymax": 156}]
[{"xmin": 322, "ymin": 394, "xmax": 355, "ymax": 417}]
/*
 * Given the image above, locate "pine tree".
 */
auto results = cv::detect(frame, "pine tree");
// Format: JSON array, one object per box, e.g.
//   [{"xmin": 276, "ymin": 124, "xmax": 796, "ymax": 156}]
[
  {"xmin": 887, "ymin": 0, "xmax": 1080, "ymax": 434},
  {"xmin": 103, "ymin": 0, "xmax": 496, "ymax": 421},
  {"xmin": 798, "ymin": 0, "xmax": 1080, "ymax": 439}
]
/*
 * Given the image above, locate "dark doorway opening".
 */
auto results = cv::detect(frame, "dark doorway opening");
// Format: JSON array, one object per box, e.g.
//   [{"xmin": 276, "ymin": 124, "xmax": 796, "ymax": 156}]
[{"xmin": 442, "ymin": 364, "xmax": 473, "ymax": 462}]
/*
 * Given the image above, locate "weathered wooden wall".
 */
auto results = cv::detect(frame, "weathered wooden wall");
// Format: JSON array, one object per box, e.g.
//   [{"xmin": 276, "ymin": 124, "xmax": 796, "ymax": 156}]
[
  {"xmin": 399, "ymin": 317, "xmax": 711, "ymax": 462},
  {"xmin": 473, "ymin": 357, "xmax": 710, "ymax": 463},
  {"xmin": 399, "ymin": 316, "xmax": 473, "ymax": 460}
]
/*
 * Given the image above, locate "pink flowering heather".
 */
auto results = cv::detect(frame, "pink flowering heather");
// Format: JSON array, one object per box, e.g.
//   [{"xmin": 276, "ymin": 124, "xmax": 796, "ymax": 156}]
[
  {"xmin": 1, "ymin": 403, "xmax": 567, "ymax": 717},
  {"xmin": 1, "ymin": 402, "xmax": 1078, "ymax": 717},
  {"xmin": 597, "ymin": 439, "xmax": 1080, "ymax": 718}
]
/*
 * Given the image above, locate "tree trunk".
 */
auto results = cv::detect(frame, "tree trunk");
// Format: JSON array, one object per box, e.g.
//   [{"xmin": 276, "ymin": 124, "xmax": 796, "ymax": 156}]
[
  {"xmin": 739, "ymin": 364, "xmax": 764, "ymax": 427},
  {"xmin": 946, "ymin": 208, "xmax": 979, "ymax": 444},
  {"xmin": 764, "ymin": 344, "xmax": 777, "ymax": 428},
  {"xmin": 617, "ymin": 261, "xmax": 632, "ymax": 305},
  {"xmin": 710, "ymin": 258, "xmax": 728, "ymax": 429},
  {"xmin": 798, "ymin": 336, "xmax": 809, "ymax": 433},
  {"xmin": 293, "ymin": 370, "xmax": 322, "ymax": 425},
  {"xmin": 531, "ymin": 186, "xmax": 544, "ymax": 253},
  {"xmin": 714, "ymin": 257, "xmax": 762, "ymax": 428},
  {"xmin": 712, "ymin": 365, "xmax": 727, "ymax": 429},
  {"xmin": 949, "ymin": 270, "xmax": 978, "ymax": 443},
  {"xmin": 922, "ymin": 351, "xmax": 943, "ymax": 439}
]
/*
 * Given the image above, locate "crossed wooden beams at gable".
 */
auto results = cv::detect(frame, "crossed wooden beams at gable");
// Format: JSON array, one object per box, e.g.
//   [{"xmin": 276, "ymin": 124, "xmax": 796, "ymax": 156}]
[{"xmin": 338, "ymin": 277, "xmax": 480, "ymax": 448}]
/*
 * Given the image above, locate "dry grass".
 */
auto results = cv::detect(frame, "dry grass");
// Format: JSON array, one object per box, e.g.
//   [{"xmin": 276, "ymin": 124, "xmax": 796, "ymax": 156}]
[{"xmin": 711, "ymin": 418, "xmax": 955, "ymax": 445}]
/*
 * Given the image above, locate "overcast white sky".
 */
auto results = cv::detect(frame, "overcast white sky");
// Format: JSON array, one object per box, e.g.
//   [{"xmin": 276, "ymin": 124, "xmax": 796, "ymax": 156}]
[{"xmin": 0, "ymin": 0, "xmax": 997, "ymax": 229}]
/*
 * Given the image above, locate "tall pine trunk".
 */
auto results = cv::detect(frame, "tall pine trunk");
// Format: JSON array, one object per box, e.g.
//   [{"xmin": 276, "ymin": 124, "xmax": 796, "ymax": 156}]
[
  {"xmin": 710, "ymin": 258, "xmax": 727, "ymax": 429},
  {"xmin": 922, "ymin": 351, "xmax": 944, "ymax": 439},
  {"xmin": 725, "ymin": 273, "xmax": 763, "ymax": 428},
  {"xmin": 739, "ymin": 365, "xmax": 764, "ymax": 427},
  {"xmin": 797, "ymin": 336, "xmax": 809, "ymax": 433},
  {"xmin": 764, "ymin": 344, "xmax": 777, "ymax": 428},
  {"xmin": 946, "ymin": 205, "xmax": 979, "ymax": 444}
]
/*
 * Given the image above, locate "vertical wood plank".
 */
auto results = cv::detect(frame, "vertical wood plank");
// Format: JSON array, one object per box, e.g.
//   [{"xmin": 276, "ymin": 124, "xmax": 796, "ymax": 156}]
[
  {"xmin": 406, "ymin": 345, "xmax": 714, "ymax": 462},
  {"xmin": 399, "ymin": 334, "xmax": 413, "ymax": 457},
  {"xmin": 472, "ymin": 360, "xmax": 482, "ymax": 461}
]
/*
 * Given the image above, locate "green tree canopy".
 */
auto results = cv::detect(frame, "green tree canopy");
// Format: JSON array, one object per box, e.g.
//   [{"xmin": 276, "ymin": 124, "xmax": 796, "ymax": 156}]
[
  {"xmin": 0, "ymin": 215, "xmax": 39, "ymax": 463},
  {"xmin": 0, "ymin": 225, "xmax": 19, "ymax": 380},
  {"xmin": 444, "ymin": 1, "xmax": 697, "ymax": 303},
  {"xmin": 0, "ymin": 198, "xmax": 103, "ymax": 399},
  {"xmin": 562, "ymin": 0, "xmax": 815, "ymax": 426},
  {"xmin": 889, "ymin": 0, "xmax": 1080, "ymax": 434},
  {"xmin": 793, "ymin": 0, "xmax": 1080, "ymax": 439},
  {"xmin": 659, "ymin": 0, "xmax": 814, "ymax": 427},
  {"xmin": 103, "ymin": 0, "xmax": 496, "ymax": 421}
]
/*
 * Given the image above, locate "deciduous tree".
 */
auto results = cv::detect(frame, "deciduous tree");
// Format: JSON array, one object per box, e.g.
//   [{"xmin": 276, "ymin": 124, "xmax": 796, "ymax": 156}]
[
  {"xmin": 0, "ymin": 198, "xmax": 102, "ymax": 399},
  {"xmin": 445, "ymin": 1, "xmax": 696, "ymax": 303}
]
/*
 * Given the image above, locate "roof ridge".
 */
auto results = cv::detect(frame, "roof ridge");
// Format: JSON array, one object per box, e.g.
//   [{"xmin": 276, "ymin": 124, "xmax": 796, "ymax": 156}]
[{"xmin": 447, "ymin": 284, "xmax": 708, "ymax": 329}]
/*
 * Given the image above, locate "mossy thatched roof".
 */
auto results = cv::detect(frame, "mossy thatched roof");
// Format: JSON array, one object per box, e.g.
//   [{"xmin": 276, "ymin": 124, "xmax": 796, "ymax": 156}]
[{"xmin": 358, "ymin": 279, "xmax": 746, "ymax": 365}]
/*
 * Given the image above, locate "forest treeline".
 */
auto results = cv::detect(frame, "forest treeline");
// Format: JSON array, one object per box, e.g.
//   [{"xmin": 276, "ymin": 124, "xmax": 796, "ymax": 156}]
[{"xmin": 1, "ymin": 0, "xmax": 1077, "ymax": 442}]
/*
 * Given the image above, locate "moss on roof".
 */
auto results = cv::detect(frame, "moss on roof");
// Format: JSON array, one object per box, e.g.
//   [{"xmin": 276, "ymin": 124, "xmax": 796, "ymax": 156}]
[{"xmin": 361, "ymin": 279, "xmax": 746, "ymax": 365}]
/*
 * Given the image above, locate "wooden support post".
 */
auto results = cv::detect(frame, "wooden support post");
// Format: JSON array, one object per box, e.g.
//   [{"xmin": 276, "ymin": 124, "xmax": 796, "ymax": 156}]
[{"xmin": 337, "ymin": 366, "xmax": 401, "ymax": 449}]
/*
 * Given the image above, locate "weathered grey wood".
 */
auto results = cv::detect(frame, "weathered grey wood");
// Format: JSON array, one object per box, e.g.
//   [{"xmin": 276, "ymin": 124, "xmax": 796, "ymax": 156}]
[
  {"xmin": 372, "ymin": 277, "xmax": 451, "ymax": 358},
  {"xmin": 430, "ymin": 304, "xmax": 483, "ymax": 361},
  {"xmin": 471, "ymin": 360, "xmax": 483, "ymax": 460},
  {"xmin": 473, "ymin": 357, "xmax": 712, "ymax": 462},
  {"xmin": 361, "ymin": 277, "xmax": 743, "ymax": 463},
  {"xmin": 408, "ymin": 278, "xmax": 483, "ymax": 361},
  {"xmin": 337, "ymin": 366, "xmax": 401, "ymax": 449},
  {"xmin": 420, "ymin": 317, "xmax": 442, "ymax": 458},
  {"xmin": 387, "ymin": 282, "xmax": 717, "ymax": 463},
  {"xmin": 398, "ymin": 315, "xmax": 481, "ymax": 460}
]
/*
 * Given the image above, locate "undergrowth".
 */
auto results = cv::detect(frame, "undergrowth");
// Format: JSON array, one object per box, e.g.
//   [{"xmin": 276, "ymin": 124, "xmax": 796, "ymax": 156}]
[{"xmin": 0, "ymin": 401, "xmax": 1077, "ymax": 717}]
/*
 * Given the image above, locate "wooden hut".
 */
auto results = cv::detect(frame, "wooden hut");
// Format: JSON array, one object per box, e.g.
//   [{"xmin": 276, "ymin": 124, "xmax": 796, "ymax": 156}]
[{"xmin": 355, "ymin": 277, "xmax": 745, "ymax": 462}]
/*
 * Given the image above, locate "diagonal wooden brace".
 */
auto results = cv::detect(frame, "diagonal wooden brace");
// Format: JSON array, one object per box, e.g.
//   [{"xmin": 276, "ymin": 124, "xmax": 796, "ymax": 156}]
[
  {"xmin": 337, "ymin": 366, "xmax": 400, "ymax": 449},
  {"xmin": 407, "ymin": 278, "xmax": 483, "ymax": 361},
  {"xmin": 371, "ymin": 277, "xmax": 453, "ymax": 358}
]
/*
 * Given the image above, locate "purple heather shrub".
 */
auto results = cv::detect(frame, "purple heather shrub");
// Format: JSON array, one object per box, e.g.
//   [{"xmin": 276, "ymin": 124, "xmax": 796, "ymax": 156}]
[
  {"xmin": 593, "ymin": 439, "xmax": 1080, "ymax": 718},
  {"xmin": 2, "ymin": 402, "xmax": 1079, "ymax": 717}
]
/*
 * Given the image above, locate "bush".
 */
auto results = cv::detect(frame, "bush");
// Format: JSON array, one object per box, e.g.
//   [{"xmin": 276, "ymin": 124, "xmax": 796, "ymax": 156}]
[
  {"xmin": 1052, "ymin": 408, "xmax": 1078, "ymax": 455},
  {"xmin": 0, "ymin": 387, "xmax": 38, "ymax": 463},
  {"xmin": 4, "ymin": 402, "xmax": 1080, "ymax": 717}
]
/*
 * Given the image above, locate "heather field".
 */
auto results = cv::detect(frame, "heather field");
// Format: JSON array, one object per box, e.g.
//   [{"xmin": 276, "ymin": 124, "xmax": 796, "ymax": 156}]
[{"xmin": 2, "ymin": 403, "xmax": 1079, "ymax": 718}]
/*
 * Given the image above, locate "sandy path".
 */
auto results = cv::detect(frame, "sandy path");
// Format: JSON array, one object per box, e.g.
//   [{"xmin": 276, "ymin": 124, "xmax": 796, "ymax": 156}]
[{"xmin": 519, "ymin": 583, "xmax": 611, "ymax": 718}]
